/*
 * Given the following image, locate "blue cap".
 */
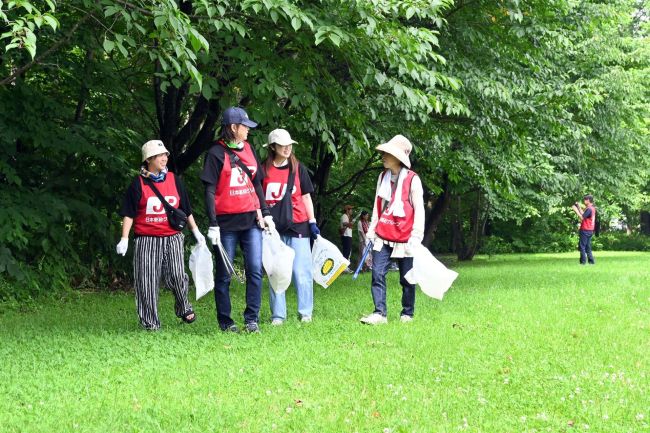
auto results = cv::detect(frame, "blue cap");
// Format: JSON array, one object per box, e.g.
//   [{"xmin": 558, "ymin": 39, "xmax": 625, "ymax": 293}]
[{"xmin": 221, "ymin": 107, "xmax": 257, "ymax": 128}]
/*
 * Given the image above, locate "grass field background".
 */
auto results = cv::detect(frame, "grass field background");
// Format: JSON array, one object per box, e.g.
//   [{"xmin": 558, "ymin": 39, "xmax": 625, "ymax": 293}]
[{"xmin": 1, "ymin": 252, "xmax": 648, "ymax": 433}]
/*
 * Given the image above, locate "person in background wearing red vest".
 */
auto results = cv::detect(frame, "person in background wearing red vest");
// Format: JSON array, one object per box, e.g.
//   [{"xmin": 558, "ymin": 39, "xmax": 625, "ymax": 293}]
[
  {"xmin": 572, "ymin": 194, "xmax": 596, "ymax": 265},
  {"xmin": 262, "ymin": 129, "xmax": 320, "ymax": 325},
  {"xmin": 200, "ymin": 107, "xmax": 276, "ymax": 334},
  {"xmin": 360, "ymin": 135, "xmax": 425, "ymax": 325},
  {"xmin": 116, "ymin": 140, "xmax": 206, "ymax": 330}
]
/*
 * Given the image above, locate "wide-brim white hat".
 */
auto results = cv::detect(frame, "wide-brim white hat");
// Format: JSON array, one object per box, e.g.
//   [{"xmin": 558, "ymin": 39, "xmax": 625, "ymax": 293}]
[
  {"xmin": 265, "ymin": 128, "xmax": 297, "ymax": 147},
  {"xmin": 141, "ymin": 140, "xmax": 170, "ymax": 162},
  {"xmin": 375, "ymin": 134, "xmax": 412, "ymax": 168}
]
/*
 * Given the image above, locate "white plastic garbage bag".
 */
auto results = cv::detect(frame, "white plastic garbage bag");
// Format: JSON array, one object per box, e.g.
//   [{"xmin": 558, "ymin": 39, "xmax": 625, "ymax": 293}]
[
  {"xmin": 262, "ymin": 230, "xmax": 295, "ymax": 294},
  {"xmin": 312, "ymin": 235, "xmax": 349, "ymax": 288},
  {"xmin": 189, "ymin": 243, "xmax": 214, "ymax": 300},
  {"xmin": 405, "ymin": 243, "xmax": 458, "ymax": 300}
]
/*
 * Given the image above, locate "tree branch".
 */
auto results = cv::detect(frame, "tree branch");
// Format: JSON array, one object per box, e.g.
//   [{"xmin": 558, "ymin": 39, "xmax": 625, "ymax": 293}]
[{"xmin": 0, "ymin": 15, "xmax": 91, "ymax": 86}]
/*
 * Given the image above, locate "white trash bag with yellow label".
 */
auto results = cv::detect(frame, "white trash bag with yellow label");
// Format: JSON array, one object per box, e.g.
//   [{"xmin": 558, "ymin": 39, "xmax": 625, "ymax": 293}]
[
  {"xmin": 404, "ymin": 243, "xmax": 457, "ymax": 300},
  {"xmin": 189, "ymin": 242, "xmax": 214, "ymax": 300},
  {"xmin": 312, "ymin": 235, "xmax": 349, "ymax": 288},
  {"xmin": 262, "ymin": 230, "xmax": 295, "ymax": 294}
]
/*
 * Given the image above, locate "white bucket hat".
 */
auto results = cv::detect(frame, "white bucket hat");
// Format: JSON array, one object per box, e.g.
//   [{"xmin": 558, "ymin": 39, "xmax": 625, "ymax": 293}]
[
  {"xmin": 141, "ymin": 140, "xmax": 170, "ymax": 162},
  {"xmin": 265, "ymin": 129, "xmax": 297, "ymax": 147},
  {"xmin": 375, "ymin": 134, "xmax": 413, "ymax": 168}
]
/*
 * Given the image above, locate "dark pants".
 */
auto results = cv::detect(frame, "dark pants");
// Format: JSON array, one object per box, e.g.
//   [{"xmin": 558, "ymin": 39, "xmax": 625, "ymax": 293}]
[
  {"xmin": 213, "ymin": 226, "xmax": 263, "ymax": 329},
  {"xmin": 578, "ymin": 230, "xmax": 595, "ymax": 264},
  {"xmin": 370, "ymin": 244, "xmax": 416, "ymax": 317},
  {"xmin": 341, "ymin": 235, "xmax": 352, "ymax": 261}
]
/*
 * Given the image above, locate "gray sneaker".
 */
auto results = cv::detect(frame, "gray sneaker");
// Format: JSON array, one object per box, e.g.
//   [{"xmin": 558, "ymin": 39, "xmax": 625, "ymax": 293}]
[
  {"xmin": 245, "ymin": 322, "xmax": 260, "ymax": 333},
  {"xmin": 221, "ymin": 324, "xmax": 240, "ymax": 333}
]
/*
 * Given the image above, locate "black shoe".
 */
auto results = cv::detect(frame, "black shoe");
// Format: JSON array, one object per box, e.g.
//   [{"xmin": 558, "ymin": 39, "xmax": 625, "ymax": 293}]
[
  {"xmin": 221, "ymin": 324, "xmax": 239, "ymax": 333},
  {"xmin": 244, "ymin": 322, "xmax": 260, "ymax": 333}
]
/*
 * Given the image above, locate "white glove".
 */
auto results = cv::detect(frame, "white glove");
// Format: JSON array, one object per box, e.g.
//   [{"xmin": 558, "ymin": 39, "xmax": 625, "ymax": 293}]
[
  {"xmin": 207, "ymin": 226, "xmax": 220, "ymax": 245},
  {"xmin": 406, "ymin": 236, "xmax": 422, "ymax": 255},
  {"xmin": 192, "ymin": 228, "xmax": 206, "ymax": 245},
  {"xmin": 116, "ymin": 237, "xmax": 128, "ymax": 256},
  {"xmin": 263, "ymin": 215, "xmax": 276, "ymax": 232}
]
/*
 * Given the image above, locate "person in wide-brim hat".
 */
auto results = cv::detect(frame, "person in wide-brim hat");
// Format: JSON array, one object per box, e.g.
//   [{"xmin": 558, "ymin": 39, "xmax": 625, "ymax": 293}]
[{"xmin": 360, "ymin": 134, "xmax": 425, "ymax": 326}]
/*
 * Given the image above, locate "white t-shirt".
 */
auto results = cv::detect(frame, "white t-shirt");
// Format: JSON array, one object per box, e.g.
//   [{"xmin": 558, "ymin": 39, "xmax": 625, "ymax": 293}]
[{"xmin": 340, "ymin": 214, "xmax": 352, "ymax": 237}]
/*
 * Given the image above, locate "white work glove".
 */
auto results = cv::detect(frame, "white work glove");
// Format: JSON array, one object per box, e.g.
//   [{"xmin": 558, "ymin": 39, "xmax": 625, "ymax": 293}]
[
  {"xmin": 116, "ymin": 237, "xmax": 128, "ymax": 256},
  {"xmin": 192, "ymin": 228, "xmax": 206, "ymax": 246},
  {"xmin": 263, "ymin": 215, "xmax": 276, "ymax": 233},
  {"xmin": 406, "ymin": 236, "xmax": 422, "ymax": 255},
  {"xmin": 207, "ymin": 226, "xmax": 221, "ymax": 245}
]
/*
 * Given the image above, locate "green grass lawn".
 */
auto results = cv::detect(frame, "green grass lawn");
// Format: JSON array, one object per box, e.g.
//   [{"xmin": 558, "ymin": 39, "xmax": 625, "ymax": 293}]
[{"xmin": 1, "ymin": 252, "xmax": 648, "ymax": 433}]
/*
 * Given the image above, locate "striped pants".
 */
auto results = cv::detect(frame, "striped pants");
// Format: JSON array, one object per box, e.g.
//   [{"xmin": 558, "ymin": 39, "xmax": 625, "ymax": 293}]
[{"xmin": 133, "ymin": 233, "xmax": 192, "ymax": 330}]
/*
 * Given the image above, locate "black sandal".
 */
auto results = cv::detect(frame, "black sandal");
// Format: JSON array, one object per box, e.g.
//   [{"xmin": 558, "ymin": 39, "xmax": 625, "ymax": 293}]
[{"xmin": 181, "ymin": 310, "xmax": 196, "ymax": 324}]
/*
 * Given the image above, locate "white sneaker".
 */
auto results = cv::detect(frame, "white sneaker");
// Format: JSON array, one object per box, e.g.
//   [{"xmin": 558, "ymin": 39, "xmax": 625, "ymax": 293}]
[
  {"xmin": 400, "ymin": 315, "xmax": 413, "ymax": 323},
  {"xmin": 271, "ymin": 319, "xmax": 284, "ymax": 326},
  {"xmin": 300, "ymin": 315, "xmax": 312, "ymax": 323},
  {"xmin": 360, "ymin": 313, "xmax": 387, "ymax": 325}
]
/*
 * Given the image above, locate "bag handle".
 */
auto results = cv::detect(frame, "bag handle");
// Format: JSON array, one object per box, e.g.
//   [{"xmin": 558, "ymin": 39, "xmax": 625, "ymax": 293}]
[
  {"xmin": 224, "ymin": 147, "xmax": 256, "ymax": 181},
  {"xmin": 281, "ymin": 162, "xmax": 296, "ymax": 205}
]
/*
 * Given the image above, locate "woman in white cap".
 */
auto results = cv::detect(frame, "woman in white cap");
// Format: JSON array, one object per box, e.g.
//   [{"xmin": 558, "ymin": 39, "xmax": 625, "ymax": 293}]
[
  {"xmin": 200, "ymin": 107, "xmax": 276, "ymax": 333},
  {"xmin": 116, "ymin": 140, "xmax": 206, "ymax": 330},
  {"xmin": 261, "ymin": 129, "xmax": 320, "ymax": 325},
  {"xmin": 360, "ymin": 135, "xmax": 425, "ymax": 325}
]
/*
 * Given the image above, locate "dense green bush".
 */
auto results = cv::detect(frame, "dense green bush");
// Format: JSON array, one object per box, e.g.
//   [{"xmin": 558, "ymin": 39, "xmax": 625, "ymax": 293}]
[{"xmin": 593, "ymin": 232, "xmax": 650, "ymax": 251}]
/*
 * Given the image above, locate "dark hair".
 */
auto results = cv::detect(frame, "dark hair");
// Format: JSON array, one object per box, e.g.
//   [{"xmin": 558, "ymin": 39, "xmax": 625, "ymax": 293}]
[
  {"xmin": 264, "ymin": 143, "xmax": 299, "ymax": 173},
  {"xmin": 218, "ymin": 124, "xmax": 237, "ymax": 143},
  {"xmin": 583, "ymin": 194, "xmax": 594, "ymax": 203},
  {"xmin": 360, "ymin": 210, "xmax": 369, "ymax": 217}
]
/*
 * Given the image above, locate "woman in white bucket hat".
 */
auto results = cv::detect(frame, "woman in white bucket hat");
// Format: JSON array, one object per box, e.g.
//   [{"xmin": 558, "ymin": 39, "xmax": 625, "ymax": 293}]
[
  {"xmin": 360, "ymin": 135, "xmax": 425, "ymax": 325},
  {"xmin": 116, "ymin": 140, "xmax": 206, "ymax": 330},
  {"xmin": 261, "ymin": 129, "xmax": 320, "ymax": 325}
]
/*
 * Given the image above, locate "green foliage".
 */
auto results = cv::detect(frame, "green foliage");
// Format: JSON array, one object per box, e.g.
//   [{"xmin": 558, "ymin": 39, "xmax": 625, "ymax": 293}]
[
  {"xmin": 0, "ymin": 0, "xmax": 59, "ymax": 58},
  {"xmin": 594, "ymin": 232, "xmax": 650, "ymax": 252},
  {"xmin": 1, "ymin": 0, "xmax": 649, "ymax": 295}
]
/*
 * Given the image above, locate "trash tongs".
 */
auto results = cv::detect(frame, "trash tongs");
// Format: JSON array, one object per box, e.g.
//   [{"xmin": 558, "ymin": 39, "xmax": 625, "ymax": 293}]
[{"xmin": 215, "ymin": 239, "xmax": 245, "ymax": 284}]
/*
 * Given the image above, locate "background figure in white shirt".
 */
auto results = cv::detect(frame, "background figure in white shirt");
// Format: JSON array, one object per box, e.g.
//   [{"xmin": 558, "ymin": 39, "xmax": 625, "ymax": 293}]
[
  {"xmin": 340, "ymin": 204, "xmax": 354, "ymax": 268},
  {"xmin": 357, "ymin": 210, "xmax": 373, "ymax": 272}
]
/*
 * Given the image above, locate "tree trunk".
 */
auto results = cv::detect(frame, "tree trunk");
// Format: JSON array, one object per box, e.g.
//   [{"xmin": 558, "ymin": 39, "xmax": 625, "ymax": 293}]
[
  {"xmin": 423, "ymin": 173, "xmax": 451, "ymax": 246},
  {"xmin": 452, "ymin": 190, "xmax": 488, "ymax": 261}
]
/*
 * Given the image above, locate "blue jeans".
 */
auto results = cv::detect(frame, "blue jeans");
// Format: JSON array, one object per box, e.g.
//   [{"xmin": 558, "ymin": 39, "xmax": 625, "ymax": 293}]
[
  {"xmin": 213, "ymin": 226, "xmax": 263, "ymax": 329},
  {"xmin": 578, "ymin": 230, "xmax": 595, "ymax": 264},
  {"xmin": 341, "ymin": 235, "xmax": 352, "ymax": 261},
  {"xmin": 269, "ymin": 236, "xmax": 314, "ymax": 320},
  {"xmin": 370, "ymin": 244, "xmax": 416, "ymax": 317}
]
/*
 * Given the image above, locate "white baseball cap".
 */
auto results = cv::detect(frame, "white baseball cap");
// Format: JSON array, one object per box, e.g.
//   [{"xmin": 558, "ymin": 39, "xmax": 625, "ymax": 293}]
[
  {"xmin": 141, "ymin": 140, "xmax": 170, "ymax": 162},
  {"xmin": 266, "ymin": 129, "xmax": 297, "ymax": 147}
]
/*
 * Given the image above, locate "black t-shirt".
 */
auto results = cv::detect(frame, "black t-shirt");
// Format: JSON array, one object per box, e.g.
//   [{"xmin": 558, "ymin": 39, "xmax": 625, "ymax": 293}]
[
  {"xmin": 264, "ymin": 163, "xmax": 314, "ymax": 238},
  {"xmin": 200, "ymin": 142, "xmax": 269, "ymax": 232},
  {"xmin": 120, "ymin": 174, "xmax": 193, "ymax": 218},
  {"xmin": 582, "ymin": 207, "xmax": 592, "ymax": 219}
]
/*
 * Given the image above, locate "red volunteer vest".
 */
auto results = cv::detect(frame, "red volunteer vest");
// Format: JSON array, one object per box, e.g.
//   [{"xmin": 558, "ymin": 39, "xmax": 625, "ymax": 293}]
[
  {"xmin": 580, "ymin": 205, "xmax": 596, "ymax": 231},
  {"xmin": 375, "ymin": 170, "xmax": 416, "ymax": 243},
  {"xmin": 215, "ymin": 141, "xmax": 261, "ymax": 215},
  {"xmin": 134, "ymin": 173, "xmax": 181, "ymax": 237},
  {"xmin": 263, "ymin": 164, "xmax": 309, "ymax": 224}
]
